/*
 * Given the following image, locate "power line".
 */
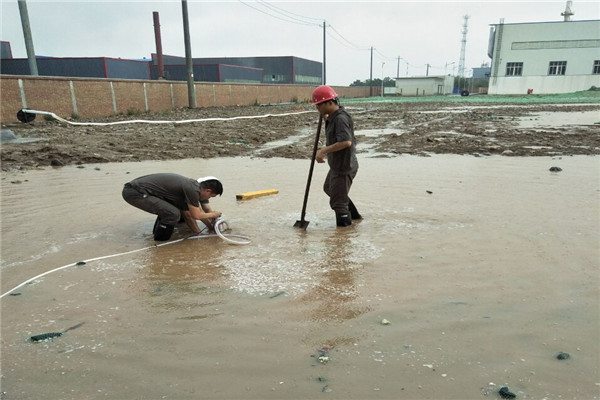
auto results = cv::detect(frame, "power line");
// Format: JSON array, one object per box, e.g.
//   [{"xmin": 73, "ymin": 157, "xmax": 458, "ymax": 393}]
[
  {"xmin": 239, "ymin": 0, "xmax": 370, "ymax": 53},
  {"xmin": 256, "ymin": 0, "xmax": 322, "ymax": 24},
  {"xmin": 237, "ymin": 1, "xmax": 420, "ymax": 80},
  {"xmin": 237, "ymin": 0, "xmax": 318, "ymax": 26},
  {"xmin": 373, "ymin": 48, "xmax": 395, "ymax": 61},
  {"xmin": 327, "ymin": 24, "xmax": 369, "ymax": 51}
]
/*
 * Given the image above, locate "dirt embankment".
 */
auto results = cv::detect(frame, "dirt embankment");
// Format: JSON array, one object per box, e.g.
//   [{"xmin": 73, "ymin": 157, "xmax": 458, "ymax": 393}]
[{"xmin": 1, "ymin": 102, "xmax": 599, "ymax": 171}]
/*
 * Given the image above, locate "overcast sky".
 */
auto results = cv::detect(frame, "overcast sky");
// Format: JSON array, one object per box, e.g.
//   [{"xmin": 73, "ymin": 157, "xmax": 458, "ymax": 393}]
[{"xmin": 1, "ymin": 0, "xmax": 599, "ymax": 85}]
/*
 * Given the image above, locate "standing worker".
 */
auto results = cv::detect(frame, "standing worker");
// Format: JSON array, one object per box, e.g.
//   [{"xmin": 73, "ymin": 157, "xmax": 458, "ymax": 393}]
[
  {"xmin": 122, "ymin": 173, "xmax": 223, "ymax": 240},
  {"xmin": 313, "ymin": 85, "xmax": 362, "ymax": 227}
]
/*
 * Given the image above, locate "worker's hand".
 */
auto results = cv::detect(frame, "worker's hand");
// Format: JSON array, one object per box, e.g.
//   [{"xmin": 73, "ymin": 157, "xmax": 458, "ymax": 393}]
[{"xmin": 316, "ymin": 149, "xmax": 326, "ymax": 163}]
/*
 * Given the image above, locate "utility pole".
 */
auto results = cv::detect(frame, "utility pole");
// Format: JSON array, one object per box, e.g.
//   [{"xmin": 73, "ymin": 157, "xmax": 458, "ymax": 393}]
[
  {"xmin": 181, "ymin": 0, "xmax": 196, "ymax": 108},
  {"xmin": 18, "ymin": 0, "xmax": 38, "ymax": 76},
  {"xmin": 426, "ymin": 63, "xmax": 430, "ymax": 76},
  {"xmin": 397, "ymin": 56, "xmax": 400, "ymax": 78},
  {"xmin": 322, "ymin": 20, "xmax": 326, "ymax": 85},
  {"xmin": 369, "ymin": 47, "xmax": 373, "ymax": 97}
]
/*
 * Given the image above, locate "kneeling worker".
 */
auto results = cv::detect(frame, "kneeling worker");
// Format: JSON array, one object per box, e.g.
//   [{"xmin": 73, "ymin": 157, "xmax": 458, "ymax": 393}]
[{"xmin": 122, "ymin": 173, "xmax": 223, "ymax": 240}]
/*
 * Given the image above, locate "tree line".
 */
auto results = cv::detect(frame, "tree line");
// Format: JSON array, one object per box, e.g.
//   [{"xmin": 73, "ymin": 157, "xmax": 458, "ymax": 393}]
[{"xmin": 349, "ymin": 77, "xmax": 397, "ymax": 87}]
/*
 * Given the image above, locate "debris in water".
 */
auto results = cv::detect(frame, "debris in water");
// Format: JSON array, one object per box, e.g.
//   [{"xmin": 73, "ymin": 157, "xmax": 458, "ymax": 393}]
[
  {"xmin": 549, "ymin": 166, "xmax": 562, "ymax": 172},
  {"xmin": 312, "ymin": 345, "xmax": 332, "ymax": 364},
  {"xmin": 380, "ymin": 318, "xmax": 391, "ymax": 325},
  {"xmin": 269, "ymin": 291, "xmax": 285, "ymax": 299},
  {"xmin": 30, "ymin": 332, "xmax": 63, "ymax": 342},
  {"xmin": 556, "ymin": 351, "xmax": 570, "ymax": 360},
  {"xmin": 30, "ymin": 322, "xmax": 84, "ymax": 342},
  {"xmin": 498, "ymin": 386, "xmax": 517, "ymax": 399},
  {"xmin": 76, "ymin": 261, "xmax": 86, "ymax": 266}
]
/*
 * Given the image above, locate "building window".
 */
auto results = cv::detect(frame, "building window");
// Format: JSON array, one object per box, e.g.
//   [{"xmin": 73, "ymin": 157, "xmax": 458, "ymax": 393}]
[
  {"xmin": 593, "ymin": 60, "xmax": 600, "ymax": 74},
  {"xmin": 548, "ymin": 61, "xmax": 567, "ymax": 75},
  {"xmin": 506, "ymin": 62, "xmax": 523, "ymax": 76}
]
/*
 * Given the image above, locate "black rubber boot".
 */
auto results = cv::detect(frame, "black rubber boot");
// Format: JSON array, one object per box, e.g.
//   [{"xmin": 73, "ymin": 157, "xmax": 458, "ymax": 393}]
[
  {"xmin": 153, "ymin": 216, "xmax": 160, "ymax": 234},
  {"xmin": 348, "ymin": 199, "xmax": 362, "ymax": 220},
  {"xmin": 336, "ymin": 212, "xmax": 352, "ymax": 227},
  {"xmin": 153, "ymin": 221, "xmax": 174, "ymax": 241}
]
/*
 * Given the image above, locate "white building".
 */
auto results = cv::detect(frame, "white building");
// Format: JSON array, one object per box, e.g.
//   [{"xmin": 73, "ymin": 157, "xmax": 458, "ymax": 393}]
[
  {"xmin": 487, "ymin": 19, "xmax": 600, "ymax": 94},
  {"xmin": 394, "ymin": 75, "xmax": 454, "ymax": 96}
]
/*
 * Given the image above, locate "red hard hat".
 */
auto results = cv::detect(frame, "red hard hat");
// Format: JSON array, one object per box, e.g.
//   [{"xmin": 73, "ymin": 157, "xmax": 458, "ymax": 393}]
[{"xmin": 312, "ymin": 85, "xmax": 338, "ymax": 105}]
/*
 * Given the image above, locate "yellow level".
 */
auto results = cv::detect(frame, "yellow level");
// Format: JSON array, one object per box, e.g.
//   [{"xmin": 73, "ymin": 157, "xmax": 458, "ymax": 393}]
[{"xmin": 236, "ymin": 189, "xmax": 279, "ymax": 201}]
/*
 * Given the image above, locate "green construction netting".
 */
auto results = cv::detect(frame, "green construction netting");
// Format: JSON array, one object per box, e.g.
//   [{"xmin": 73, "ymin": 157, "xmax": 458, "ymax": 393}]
[{"xmin": 340, "ymin": 89, "xmax": 600, "ymax": 105}]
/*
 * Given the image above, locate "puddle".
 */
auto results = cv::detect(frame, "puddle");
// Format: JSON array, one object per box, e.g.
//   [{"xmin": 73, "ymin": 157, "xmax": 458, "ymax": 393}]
[
  {"xmin": 355, "ymin": 128, "xmax": 404, "ymax": 137},
  {"xmin": 253, "ymin": 127, "xmax": 312, "ymax": 154},
  {"xmin": 1, "ymin": 155, "xmax": 598, "ymax": 400},
  {"xmin": 517, "ymin": 110, "xmax": 600, "ymax": 128},
  {"xmin": 1, "ymin": 129, "xmax": 46, "ymax": 144}
]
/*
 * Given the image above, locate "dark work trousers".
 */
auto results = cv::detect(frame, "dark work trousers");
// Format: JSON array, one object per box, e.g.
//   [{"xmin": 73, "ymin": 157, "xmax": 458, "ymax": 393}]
[
  {"xmin": 122, "ymin": 184, "xmax": 181, "ymax": 226},
  {"xmin": 323, "ymin": 170, "xmax": 356, "ymax": 214}
]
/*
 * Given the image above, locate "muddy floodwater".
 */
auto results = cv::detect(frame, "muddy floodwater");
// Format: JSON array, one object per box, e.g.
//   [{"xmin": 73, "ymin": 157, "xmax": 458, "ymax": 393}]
[{"xmin": 1, "ymin": 154, "xmax": 599, "ymax": 399}]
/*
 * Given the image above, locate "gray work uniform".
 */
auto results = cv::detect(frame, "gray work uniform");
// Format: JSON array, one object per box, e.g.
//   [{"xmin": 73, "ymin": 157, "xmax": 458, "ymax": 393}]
[
  {"xmin": 323, "ymin": 106, "xmax": 359, "ymax": 214},
  {"xmin": 122, "ymin": 173, "xmax": 208, "ymax": 226}
]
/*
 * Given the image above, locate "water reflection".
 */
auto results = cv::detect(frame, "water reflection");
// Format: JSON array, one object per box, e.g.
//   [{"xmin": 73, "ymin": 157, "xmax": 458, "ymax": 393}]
[
  {"xmin": 299, "ymin": 227, "xmax": 371, "ymax": 322},
  {"xmin": 139, "ymin": 235, "xmax": 228, "ymax": 314}
]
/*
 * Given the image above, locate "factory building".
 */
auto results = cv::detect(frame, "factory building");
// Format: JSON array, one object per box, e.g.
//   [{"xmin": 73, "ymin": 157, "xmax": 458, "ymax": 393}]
[
  {"xmin": 487, "ymin": 18, "xmax": 600, "ymax": 94},
  {"xmin": 151, "ymin": 54, "xmax": 322, "ymax": 85},
  {"xmin": 394, "ymin": 75, "xmax": 454, "ymax": 96},
  {"xmin": 1, "ymin": 40, "xmax": 12, "ymax": 58},
  {"xmin": 0, "ymin": 56, "xmax": 151, "ymax": 79},
  {"xmin": 0, "ymin": 42, "xmax": 322, "ymax": 85}
]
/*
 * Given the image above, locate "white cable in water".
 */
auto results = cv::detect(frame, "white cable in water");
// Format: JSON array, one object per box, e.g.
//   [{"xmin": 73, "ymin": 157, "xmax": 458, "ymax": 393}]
[
  {"xmin": 19, "ymin": 108, "xmax": 312, "ymax": 126},
  {"xmin": 0, "ymin": 225, "xmax": 251, "ymax": 299}
]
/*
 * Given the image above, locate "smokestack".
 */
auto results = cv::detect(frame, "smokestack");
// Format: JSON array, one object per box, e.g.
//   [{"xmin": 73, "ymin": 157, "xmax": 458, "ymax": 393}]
[
  {"xmin": 561, "ymin": 1, "xmax": 574, "ymax": 21},
  {"xmin": 153, "ymin": 11, "xmax": 165, "ymax": 79}
]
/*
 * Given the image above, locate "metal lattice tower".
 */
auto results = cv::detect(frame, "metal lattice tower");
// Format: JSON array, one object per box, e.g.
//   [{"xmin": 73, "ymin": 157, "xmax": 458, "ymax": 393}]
[{"xmin": 458, "ymin": 15, "xmax": 470, "ymax": 77}]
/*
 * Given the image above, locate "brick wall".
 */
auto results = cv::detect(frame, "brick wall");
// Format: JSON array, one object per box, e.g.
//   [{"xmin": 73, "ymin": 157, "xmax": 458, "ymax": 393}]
[{"xmin": 0, "ymin": 75, "xmax": 371, "ymax": 123}]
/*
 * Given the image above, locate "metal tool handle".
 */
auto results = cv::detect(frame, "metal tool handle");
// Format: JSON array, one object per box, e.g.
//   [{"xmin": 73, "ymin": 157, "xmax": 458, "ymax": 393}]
[{"xmin": 299, "ymin": 115, "xmax": 324, "ymax": 221}]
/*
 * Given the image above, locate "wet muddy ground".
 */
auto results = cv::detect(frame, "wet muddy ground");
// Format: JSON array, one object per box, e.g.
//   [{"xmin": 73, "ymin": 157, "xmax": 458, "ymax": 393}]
[
  {"xmin": 1, "ymin": 100, "xmax": 599, "ymax": 399},
  {"xmin": 1, "ymin": 101, "xmax": 599, "ymax": 171}
]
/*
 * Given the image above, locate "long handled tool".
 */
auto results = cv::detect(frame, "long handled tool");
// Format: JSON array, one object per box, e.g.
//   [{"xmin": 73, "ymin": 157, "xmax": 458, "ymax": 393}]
[{"xmin": 294, "ymin": 115, "xmax": 324, "ymax": 230}]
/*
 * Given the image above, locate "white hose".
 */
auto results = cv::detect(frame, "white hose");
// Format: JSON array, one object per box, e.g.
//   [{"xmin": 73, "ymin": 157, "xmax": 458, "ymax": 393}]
[
  {"xmin": 214, "ymin": 218, "xmax": 251, "ymax": 245},
  {"xmin": 19, "ymin": 108, "xmax": 312, "ymax": 126},
  {"xmin": 0, "ymin": 228, "xmax": 250, "ymax": 299}
]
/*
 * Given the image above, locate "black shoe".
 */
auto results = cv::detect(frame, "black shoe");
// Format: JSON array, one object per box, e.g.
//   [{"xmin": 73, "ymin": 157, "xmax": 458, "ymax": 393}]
[
  {"xmin": 348, "ymin": 199, "xmax": 362, "ymax": 220},
  {"xmin": 336, "ymin": 212, "xmax": 352, "ymax": 227}
]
